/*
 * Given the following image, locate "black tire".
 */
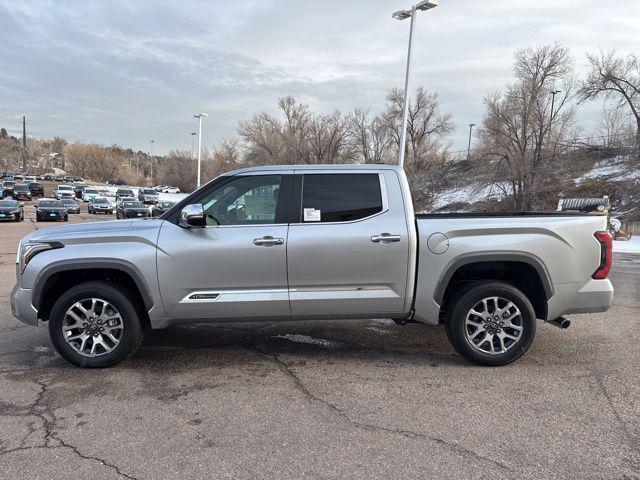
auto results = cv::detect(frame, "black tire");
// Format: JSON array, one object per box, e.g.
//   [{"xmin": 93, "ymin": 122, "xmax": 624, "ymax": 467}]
[
  {"xmin": 445, "ymin": 282, "xmax": 536, "ymax": 367},
  {"xmin": 48, "ymin": 281, "xmax": 144, "ymax": 368}
]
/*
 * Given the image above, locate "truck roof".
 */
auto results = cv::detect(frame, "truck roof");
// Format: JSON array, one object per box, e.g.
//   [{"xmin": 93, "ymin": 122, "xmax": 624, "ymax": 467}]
[{"xmin": 225, "ymin": 164, "xmax": 403, "ymax": 175}]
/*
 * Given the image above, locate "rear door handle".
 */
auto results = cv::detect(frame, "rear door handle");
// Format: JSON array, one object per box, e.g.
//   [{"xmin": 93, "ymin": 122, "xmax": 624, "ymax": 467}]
[
  {"xmin": 253, "ymin": 236, "xmax": 285, "ymax": 247},
  {"xmin": 371, "ymin": 233, "xmax": 402, "ymax": 243}
]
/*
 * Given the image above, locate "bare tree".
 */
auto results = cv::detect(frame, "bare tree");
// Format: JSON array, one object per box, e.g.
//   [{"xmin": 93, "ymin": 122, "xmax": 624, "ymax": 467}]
[
  {"xmin": 479, "ymin": 44, "xmax": 576, "ymax": 211},
  {"xmin": 597, "ymin": 101, "xmax": 633, "ymax": 147},
  {"xmin": 351, "ymin": 108, "xmax": 391, "ymax": 164},
  {"xmin": 380, "ymin": 87, "xmax": 454, "ymax": 207},
  {"xmin": 580, "ymin": 50, "xmax": 640, "ymax": 156}
]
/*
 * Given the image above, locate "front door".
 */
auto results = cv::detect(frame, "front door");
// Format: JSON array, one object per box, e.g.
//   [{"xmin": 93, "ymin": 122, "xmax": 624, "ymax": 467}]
[
  {"xmin": 286, "ymin": 171, "xmax": 410, "ymax": 316},
  {"xmin": 157, "ymin": 173, "xmax": 292, "ymax": 320}
]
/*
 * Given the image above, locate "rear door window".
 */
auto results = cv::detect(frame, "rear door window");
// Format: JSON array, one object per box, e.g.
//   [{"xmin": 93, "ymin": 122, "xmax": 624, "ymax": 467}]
[{"xmin": 301, "ymin": 174, "xmax": 383, "ymax": 223}]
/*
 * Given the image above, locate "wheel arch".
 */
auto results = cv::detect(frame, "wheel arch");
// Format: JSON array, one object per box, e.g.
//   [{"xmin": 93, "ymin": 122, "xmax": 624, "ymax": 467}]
[
  {"xmin": 33, "ymin": 259, "xmax": 153, "ymax": 328},
  {"xmin": 435, "ymin": 252, "xmax": 553, "ymax": 321}
]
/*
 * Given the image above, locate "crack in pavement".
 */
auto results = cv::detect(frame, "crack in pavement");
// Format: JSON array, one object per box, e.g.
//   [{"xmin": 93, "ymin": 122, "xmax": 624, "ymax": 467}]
[
  {"xmin": 244, "ymin": 342, "xmax": 512, "ymax": 473},
  {"xmin": 0, "ymin": 375, "xmax": 140, "ymax": 480},
  {"xmin": 592, "ymin": 372, "xmax": 640, "ymax": 453}
]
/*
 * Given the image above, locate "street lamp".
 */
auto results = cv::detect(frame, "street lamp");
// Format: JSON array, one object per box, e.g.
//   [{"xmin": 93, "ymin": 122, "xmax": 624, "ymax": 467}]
[
  {"xmin": 550, "ymin": 90, "xmax": 561, "ymax": 127},
  {"xmin": 190, "ymin": 131, "xmax": 197, "ymax": 159},
  {"xmin": 193, "ymin": 113, "xmax": 207, "ymax": 189},
  {"xmin": 393, "ymin": 0, "xmax": 439, "ymax": 169},
  {"xmin": 150, "ymin": 140, "xmax": 155, "ymax": 181},
  {"xmin": 467, "ymin": 123, "xmax": 476, "ymax": 161}
]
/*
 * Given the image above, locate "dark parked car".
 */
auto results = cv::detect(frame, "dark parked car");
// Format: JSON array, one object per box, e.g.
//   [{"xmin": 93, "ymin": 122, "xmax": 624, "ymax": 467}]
[
  {"xmin": 28, "ymin": 182, "xmax": 44, "ymax": 197},
  {"xmin": 2, "ymin": 180, "xmax": 16, "ymax": 196},
  {"xmin": 116, "ymin": 200, "xmax": 149, "ymax": 219},
  {"xmin": 73, "ymin": 176, "xmax": 83, "ymax": 182},
  {"xmin": 35, "ymin": 199, "xmax": 68, "ymax": 222},
  {"xmin": 61, "ymin": 198, "xmax": 81, "ymax": 214},
  {"xmin": 74, "ymin": 184, "xmax": 86, "ymax": 199},
  {"xmin": 88, "ymin": 197, "xmax": 114, "ymax": 214},
  {"xmin": 115, "ymin": 188, "xmax": 134, "ymax": 201},
  {"xmin": 151, "ymin": 200, "xmax": 175, "ymax": 217},
  {"xmin": 12, "ymin": 184, "xmax": 32, "ymax": 201},
  {"xmin": 107, "ymin": 179, "xmax": 126, "ymax": 186},
  {"xmin": 0, "ymin": 199, "xmax": 23, "ymax": 222},
  {"xmin": 44, "ymin": 174, "xmax": 53, "ymax": 181}
]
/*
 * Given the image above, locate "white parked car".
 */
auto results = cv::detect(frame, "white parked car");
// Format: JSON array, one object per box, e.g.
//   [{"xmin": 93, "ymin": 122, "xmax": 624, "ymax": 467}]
[
  {"xmin": 81, "ymin": 187, "xmax": 100, "ymax": 202},
  {"xmin": 163, "ymin": 186, "xmax": 181, "ymax": 194}
]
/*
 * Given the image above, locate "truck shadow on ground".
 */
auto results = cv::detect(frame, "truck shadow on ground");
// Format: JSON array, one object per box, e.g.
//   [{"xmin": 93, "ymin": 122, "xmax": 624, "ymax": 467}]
[{"xmin": 133, "ymin": 319, "xmax": 462, "ymax": 369}]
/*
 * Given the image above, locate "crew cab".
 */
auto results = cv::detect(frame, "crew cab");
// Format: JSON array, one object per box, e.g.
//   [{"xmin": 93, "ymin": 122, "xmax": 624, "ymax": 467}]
[{"xmin": 11, "ymin": 165, "xmax": 613, "ymax": 368}]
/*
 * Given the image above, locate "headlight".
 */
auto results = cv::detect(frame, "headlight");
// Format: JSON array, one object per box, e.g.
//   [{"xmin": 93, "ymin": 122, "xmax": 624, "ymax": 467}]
[
  {"xmin": 18, "ymin": 240, "xmax": 64, "ymax": 273},
  {"xmin": 11, "ymin": 209, "xmax": 20, "ymax": 214}
]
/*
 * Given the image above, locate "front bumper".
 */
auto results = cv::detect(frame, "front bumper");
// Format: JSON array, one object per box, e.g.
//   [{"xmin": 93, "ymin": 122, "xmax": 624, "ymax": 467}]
[{"xmin": 11, "ymin": 283, "xmax": 38, "ymax": 326}]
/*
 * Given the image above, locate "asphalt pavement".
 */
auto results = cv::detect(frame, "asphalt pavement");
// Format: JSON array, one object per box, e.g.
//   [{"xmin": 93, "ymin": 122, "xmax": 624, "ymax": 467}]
[{"xmin": 0, "ymin": 200, "xmax": 638, "ymax": 479}]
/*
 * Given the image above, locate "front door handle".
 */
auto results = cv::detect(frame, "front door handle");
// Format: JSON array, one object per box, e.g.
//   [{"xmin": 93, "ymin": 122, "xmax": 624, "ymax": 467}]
[
  {"xmin": 371, "ymin": 233, "xmax": 402, "ymax": 243},
  {"xmin": 253, "ymin": 236, "xmax": 285, "ymax": 247}
]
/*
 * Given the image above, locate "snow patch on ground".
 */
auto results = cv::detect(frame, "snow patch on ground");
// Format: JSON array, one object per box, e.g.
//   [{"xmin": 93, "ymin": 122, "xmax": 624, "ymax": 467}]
[
  {"xmin": 575, "ymin": 156, "xmax": 640, "ymax": 184},
  {"xmin": 613, "ymin": 236, "xmax": 640, "ymax": 254},
  {"xmin": 274, "ymin": 334, "xmax": 343, "ymax": 348},
  {"xmin": 432, "ymin": 182, "xmax": 508, "ymax": 210}
]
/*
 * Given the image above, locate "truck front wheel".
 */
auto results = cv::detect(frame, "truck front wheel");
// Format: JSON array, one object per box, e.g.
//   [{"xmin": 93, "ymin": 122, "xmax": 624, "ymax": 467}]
[
  {"xmin": 445, "ymin": 282, "xmax": 536, "ymax": 366},
  {"xmin": 48, "ymin": 281, "xmax": 144, "ymax": 368}
]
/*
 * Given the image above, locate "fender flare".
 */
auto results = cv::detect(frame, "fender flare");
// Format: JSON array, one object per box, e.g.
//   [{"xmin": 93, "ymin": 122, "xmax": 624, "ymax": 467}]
[
  {"xmin": 433, "ymin": 252, "xmax": 554, "ymax": 305},
  {"xmin": 32, "ymin": 258, "xmax": 154, "ymax": 310}
]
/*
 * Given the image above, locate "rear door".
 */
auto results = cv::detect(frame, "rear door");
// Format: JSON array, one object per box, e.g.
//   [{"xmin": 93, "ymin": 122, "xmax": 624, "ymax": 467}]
[
  {"xmin": 286, "ymin": 170, "xmax": 410, "ymax": 316},
  {"xmin": 157, "ymin": 173, "xmax": 293, "ymax": 320}
]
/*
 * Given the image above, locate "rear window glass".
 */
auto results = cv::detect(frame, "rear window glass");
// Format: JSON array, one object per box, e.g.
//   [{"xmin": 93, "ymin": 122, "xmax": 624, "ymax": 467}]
[
  {"xmin": 123, "ymin": 201, "xmax": 143, "ymax": 208},
  {"xmin": 301, "ymin": 174, "xmax": 383, "ymax": 223}
]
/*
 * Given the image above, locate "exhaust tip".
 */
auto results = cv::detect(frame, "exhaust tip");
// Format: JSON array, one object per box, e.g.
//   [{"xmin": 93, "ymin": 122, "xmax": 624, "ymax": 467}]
[{"xmin": 547, "ymin": 317, "xmax": 571, "ymax": 329}]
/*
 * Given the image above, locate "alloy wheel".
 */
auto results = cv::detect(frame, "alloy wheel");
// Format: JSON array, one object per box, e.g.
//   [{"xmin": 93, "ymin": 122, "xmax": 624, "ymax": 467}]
[
  {"xmin": 464, "ymin": 296, "xmax": 524, "ymax": 355},
  {"xmin": 61, "ymin": 298, "xmax": 125, "ymax": 357}
]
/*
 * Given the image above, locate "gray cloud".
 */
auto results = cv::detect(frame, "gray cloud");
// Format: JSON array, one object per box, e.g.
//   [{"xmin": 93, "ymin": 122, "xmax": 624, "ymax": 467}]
[{"xmin": 0, "ymin": 0, "xmax": 638, "ymax": 154}]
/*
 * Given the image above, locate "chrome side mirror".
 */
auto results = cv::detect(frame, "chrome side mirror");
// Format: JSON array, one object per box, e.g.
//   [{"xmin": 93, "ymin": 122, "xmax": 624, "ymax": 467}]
[{"xmin": 179, "ymin": 203, "xmax": 206, "ymax": 228}]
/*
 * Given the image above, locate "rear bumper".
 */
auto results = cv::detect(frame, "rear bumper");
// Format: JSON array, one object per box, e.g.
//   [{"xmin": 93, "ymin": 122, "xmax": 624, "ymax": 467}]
[
  {"xmin": 547, "ymin": 279, "xmax": 614, "ymax": 319},
  {"xmin": 11, "ymin": 283, "xmax": 38, "ymax": 326}
]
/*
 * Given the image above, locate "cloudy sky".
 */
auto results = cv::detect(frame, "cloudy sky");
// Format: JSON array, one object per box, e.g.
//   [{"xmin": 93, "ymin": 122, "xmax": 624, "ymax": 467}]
[{"xmin": 0, "ymin": 0, "xmax": 638, "ymax": 154}]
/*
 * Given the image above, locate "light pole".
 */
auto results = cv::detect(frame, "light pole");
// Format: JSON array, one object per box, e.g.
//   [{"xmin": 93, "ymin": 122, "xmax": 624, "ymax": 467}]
[
  {"xmin": 150, "ymin": 139, "xmax": 155, "ymax": 181},
  {"xmin": 190, "ymin": 131, "xmax": 197, "ymax": 159},
  {"xmin": 393, "ymin": 0, "xmax": 438, "ymax": 169},
  {"xmin": 549, "ymin": 90, "xmax": 561, "ymax": 130},
  {"xmin": 193, "ymin": 113, "xmax": 207, "ymax": 189},
  {"xmin": 467, "ymin": 123, "xmax": 476, "ymax": 161}
]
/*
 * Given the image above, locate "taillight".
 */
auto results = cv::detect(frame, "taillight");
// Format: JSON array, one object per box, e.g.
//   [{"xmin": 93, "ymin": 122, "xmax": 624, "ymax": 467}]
[{"xmin": 592, "ymin": 231, "xmax": 612, "ymax": 279}]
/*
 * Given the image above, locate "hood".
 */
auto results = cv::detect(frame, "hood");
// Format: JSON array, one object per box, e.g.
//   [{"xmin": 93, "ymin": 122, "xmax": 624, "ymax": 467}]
[
  {"xmin": 23, "ymin": 218, "xmax": 164, "ymax": 246},
  {"xmin": 0, "ymin": 206, "xmax": 20, "ymax": 212}
]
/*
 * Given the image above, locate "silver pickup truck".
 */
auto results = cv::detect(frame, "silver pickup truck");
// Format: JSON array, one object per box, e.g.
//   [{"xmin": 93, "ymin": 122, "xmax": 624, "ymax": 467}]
[{"xmin": 11, "ymin": 165, "xmax": 614, "ymax": 368}]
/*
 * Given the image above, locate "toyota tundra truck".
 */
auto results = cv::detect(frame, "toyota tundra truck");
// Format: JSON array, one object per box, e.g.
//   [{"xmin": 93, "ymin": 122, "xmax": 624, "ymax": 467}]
[{"xmin": 11, "ymin": 165, "xmax": 614, "ymax": 367}]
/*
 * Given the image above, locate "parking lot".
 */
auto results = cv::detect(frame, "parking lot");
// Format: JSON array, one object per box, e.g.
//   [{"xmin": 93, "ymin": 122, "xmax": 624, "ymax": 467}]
[{"xmin": 0, "ymin": 204, "xmax": 639, "ymax": 479}]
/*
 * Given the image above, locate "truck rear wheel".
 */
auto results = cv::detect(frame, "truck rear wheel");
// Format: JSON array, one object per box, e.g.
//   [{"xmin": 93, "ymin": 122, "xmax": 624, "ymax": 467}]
[
  {"xmin": 48, "ymin": 281, "xmax": 143, "ymax": 368},
  {"xmin": 445, "ymin": 282, "xmax": 536, "ymax": 366}
]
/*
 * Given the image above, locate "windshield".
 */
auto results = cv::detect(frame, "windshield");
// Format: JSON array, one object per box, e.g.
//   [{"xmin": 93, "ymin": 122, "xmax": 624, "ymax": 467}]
[
  {"xmin": 3, "ymin": 181, "xmax": 15, "ymax": 186},
  {"xmin": 0, "ymin": 200, "xmax": 18, "ymax": 207},
  {"xmin": 118, "ymin": 189, "xmax": 133, "ymax": 195},
  {"xmin": 143, "ymin": 189, "xmax": 156, "ymax": 194},
  {"xmin": 160, "ymin": 202, "xmax": 175, "ymax": 208},
  {"xmin": 93, "ymin": 198, "xmax": 109, "ymax": 204},
  {"xmin": 13, "ymin": 185, "xmax": 29, "ymax": 191},
  {"xmin": 123, "ymin": 201, "xmax": 144, "ymax": 208},
  {"xmin": 61, "ymin": 199, "xmax": 76, "ymax": 204},
  {"xmin": 39, "ymin": 200, "xmax": 63, "ymax": 207},
  {"xmin": 85, "ymin": 189, "xmax": 99, "ymax": 194},
  {"xmin": 58, "ymin": 185, "xmax": 73, "ymax": 191}
]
